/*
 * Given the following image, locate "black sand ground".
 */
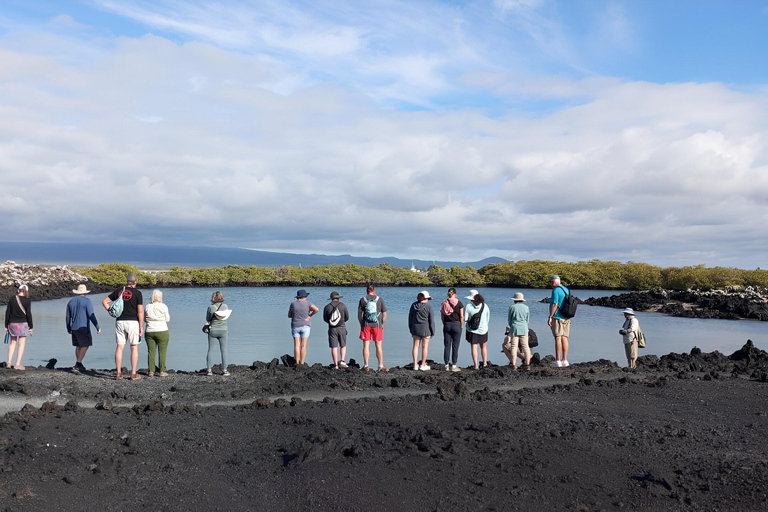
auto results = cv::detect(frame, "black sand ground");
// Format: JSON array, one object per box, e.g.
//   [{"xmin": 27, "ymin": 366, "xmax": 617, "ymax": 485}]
[{"xmin": 0, "ymin": 342, "xmax": 767, "ymax": 511}]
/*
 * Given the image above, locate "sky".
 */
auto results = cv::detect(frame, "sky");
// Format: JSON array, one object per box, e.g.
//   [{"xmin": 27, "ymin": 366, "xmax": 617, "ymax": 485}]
[{"xmin": 1, "ymin": 0, "xmax": 768, "ymax": 268}]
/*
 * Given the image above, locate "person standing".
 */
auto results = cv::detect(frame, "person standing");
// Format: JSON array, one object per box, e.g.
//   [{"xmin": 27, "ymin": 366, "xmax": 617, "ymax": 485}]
[
  {"xmin": 144, "ymin": 289, "xmax": 171, "ymax": 377},
  {"xmin": 409, "ymin": 290, "xmax": 435, "ymax": 371},
  {"xmin": 5, "ymin": 284, "xmax": 33, "ymax": 370},
  {"xmin": 619, "ymin": 308, "xmax": 640, "ymax": 369},
  {"xmin": 440, "ymin": 287, "xmax": 464, "ymax": 372},
  {"xmin": 288, "ymin": 289, "xmax": 319, "ymax": 365},
  {"xmin": 358, "ymin": 285, "xmax": 389, "ymax": 372},
  {"xmin": 464, "ymin": 290, "xmax": 490, "ymax": 369},
  {"xmin": 66, "ymin": 284, "xmax": 100, "ymax": 372},
  {"xmin": 205, "ymin": 291, "xmax": 231, "ymax": 376},
  {"xmin": 503, "ymin": 292, "xmax": 531, "ymax": 369},
  {"xmin": 323, "ymin": 291, "xmax": 349, "ymax": 369},
  {"xmin": 547, "ymin": 275, "xmax": 571, "ymax": 368},
  {"xmin": 102, "ymin": 274, "xmax": 144, "ymax": 380}
]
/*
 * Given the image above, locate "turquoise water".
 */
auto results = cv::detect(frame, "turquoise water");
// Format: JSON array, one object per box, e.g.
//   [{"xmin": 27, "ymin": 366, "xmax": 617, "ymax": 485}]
[{"xmin": 10, "ymin": 287, "xmax": 768, "ymax": 371}]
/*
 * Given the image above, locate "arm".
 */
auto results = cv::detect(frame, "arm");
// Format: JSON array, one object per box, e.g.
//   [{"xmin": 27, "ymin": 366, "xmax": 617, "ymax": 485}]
[
  {"xmin": 86, "ymin": 300, "xmax": 100, "ymax": 332},
  {"xmin": 381, "ymin": 311, "xmax": 387, "ymax": 327},
  {"xmin": 288, "ymin": 303, "xmax": 293, "ymax": 318},
  {"xmin": 548, "ymin": 302, "xmax": 558, "ymax": 326},
  {"xmin": 358, "ymin": 302, "xmax": 364, "ymax": 326},
  {"xmin": 164, "ymin": 304, "xmax": 170, "ymax": 323},
  {"xmin": 66, "ymin": 304, "xmax": 72, "ymax": 333},
  {"xmin": 322, "ymin": 305, "xmax": 330, "ymax": 323},
  {"xmin": 137, "ymin": 303, "xmax": 144, "ymax": 336},
  {"xmin": 458, "ymin": 307, "xmax": 465, "ymax": 329},
  {"xmin": 343, "ymin": 305, "xmax": 349, "ymax": 322},
  {"xmin": 102, "ymin": 295, "xmax": 112, "ymax": 311},
  {"xmin": 428, "ymin": 305, "xmax": 435, "ymax": 337},
  {"xmin": 307, "ymin": 304, "xmax": 319, "ymax": 321}
]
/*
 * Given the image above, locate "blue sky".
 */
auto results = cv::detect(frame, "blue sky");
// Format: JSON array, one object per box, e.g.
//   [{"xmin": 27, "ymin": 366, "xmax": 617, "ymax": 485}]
[{"xmin": 1, "ymin": 0, "xmax": 768, "ymax": 267}]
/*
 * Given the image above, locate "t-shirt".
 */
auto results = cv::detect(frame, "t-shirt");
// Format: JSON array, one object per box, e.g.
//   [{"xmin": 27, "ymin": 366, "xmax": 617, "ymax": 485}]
[
  {"xmin": 323, "ymin": 301, "xmax": 349, "ymax": 329},
  {"xmin": 66, "ymin": 295, "xmax": 99, "ymax": 332},
  {"xmin": 507, "ymin": 302, "xmax": 530, "ymax": 336},
  {"xmin": 108, "ymin": 287, "xmax": 143, "ymax": 322},
  {"xmin": 289, "ymin": 299, "xmax": 315, "ymax": 328},
  {"xmin": 358, "ymin": 294, "xmax": 387, "ymax": 328},
  {"xmin": 442, "ymin": 299, "xmax": 464, "ymax": 322},
  {"xmin": 550, "ymin": 285, "xmax": 569, "ymax": 320}
]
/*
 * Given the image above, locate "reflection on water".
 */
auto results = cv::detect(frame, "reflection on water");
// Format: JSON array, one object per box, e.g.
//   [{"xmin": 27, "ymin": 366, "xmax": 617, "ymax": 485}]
[{"xmin": 17, "ymin": 287, "xmax": 768, "ymax": 371}]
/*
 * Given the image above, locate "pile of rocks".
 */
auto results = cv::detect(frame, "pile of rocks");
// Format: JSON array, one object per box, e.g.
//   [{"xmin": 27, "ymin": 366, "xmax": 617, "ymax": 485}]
[
  {"xmin": 584, "ymin": 286, "xmax": 768, "ymax": 321},
  {"xmin": 0, "ymin": 261, "xmax": 112, "ymax": 305}
]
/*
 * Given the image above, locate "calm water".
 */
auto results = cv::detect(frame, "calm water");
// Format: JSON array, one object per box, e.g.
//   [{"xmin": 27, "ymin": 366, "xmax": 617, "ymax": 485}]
[{"xmin": 10, "ymin": 287, "xmax": 768, "ymax": 371}]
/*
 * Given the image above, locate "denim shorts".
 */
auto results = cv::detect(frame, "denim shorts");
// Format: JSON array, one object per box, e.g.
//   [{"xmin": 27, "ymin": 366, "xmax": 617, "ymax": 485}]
[{"xmin": 292, "ymin": 325, "xmax": 311, "ymax": 338}]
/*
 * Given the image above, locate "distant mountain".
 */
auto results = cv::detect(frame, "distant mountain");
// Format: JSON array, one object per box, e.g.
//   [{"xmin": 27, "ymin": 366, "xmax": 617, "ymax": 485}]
[{"xmin": 0, "ymin": 242, "xmax": 507, "ymax": 269}]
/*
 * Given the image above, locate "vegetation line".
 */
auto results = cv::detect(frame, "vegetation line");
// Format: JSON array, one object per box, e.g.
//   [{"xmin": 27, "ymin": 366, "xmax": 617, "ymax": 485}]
[{"xmin": 78, "ymin": 261, "xmax": 768, "ymax": 291}]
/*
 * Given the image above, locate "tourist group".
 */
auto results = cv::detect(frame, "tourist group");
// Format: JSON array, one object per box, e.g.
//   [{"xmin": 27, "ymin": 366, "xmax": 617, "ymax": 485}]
[{"xmin": 4, "ymin": 274, "xmax": 643, "ymax": 377}]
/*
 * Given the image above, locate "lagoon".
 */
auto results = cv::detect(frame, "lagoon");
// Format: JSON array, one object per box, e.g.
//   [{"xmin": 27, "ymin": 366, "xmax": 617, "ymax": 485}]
[{"xmin": 15, "ymin": 286, "xmax": 768, "ymax": 371}]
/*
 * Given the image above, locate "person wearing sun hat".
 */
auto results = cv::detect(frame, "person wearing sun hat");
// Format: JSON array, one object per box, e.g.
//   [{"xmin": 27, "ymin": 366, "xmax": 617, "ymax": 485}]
[
  {"xmin": 66, "ymin": 283, "xmax": 101, "ymax": 373},
  {"xmin": 464, "ymin": 289, "xmax": 491, "ymax": 369},
  {"xmin": 323, "ymin": 291, "xmax": 350, "ymax": 369},
  {"xmin": 503, "ymin": 292, "xmax": 531, "ymax": 369},
  {"xmin": 288, "ymin": 289, "xmax": 319, "ymax": 365},
  {"xmin": 408, "ymin": 290, "xmax": 435, "ymax": 370},
  {"xmin": 619, "ymin": 308, "xmax": 640, "ymax": 369}
]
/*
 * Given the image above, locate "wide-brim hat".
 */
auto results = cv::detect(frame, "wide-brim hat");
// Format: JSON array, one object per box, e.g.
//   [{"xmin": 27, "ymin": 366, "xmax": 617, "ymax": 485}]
[
  {"xmin": 418, "ymin": 290, "xmax": 432, "ymax": 300},
  {"xmin": 465, "ymin": 289, "xmax": 479, "ymax": 300},
  {"xmin": 623, "ymin": 308, "xmax": 635, "ymax": 315},
  {"xmin": 296, "ymin": 289, "xmax": 309, "ymax": 298},
  {"xmin": 329, "ymin": 291, "xmax": 343, "ymax": 300},
  {"xmin": 72, "ymin": 284, "xmax": 90, "ymax": 295},
  {"xmin": 511, "ymin": 292, "xmax": 525, "ymax": 302}
]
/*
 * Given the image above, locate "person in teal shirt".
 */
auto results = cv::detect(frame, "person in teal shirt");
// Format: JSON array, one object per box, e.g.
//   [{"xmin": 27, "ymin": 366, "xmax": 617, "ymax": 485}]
[
  {"xmin": 464, "ymin": 290, "xmax": 490, "ymax": 369},
  {"xmin": 548, "ymin": 275, "xmax": 571, "ymax": 368}
]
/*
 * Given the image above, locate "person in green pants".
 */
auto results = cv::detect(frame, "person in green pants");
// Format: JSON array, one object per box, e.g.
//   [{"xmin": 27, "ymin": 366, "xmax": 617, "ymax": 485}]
[{"xmin": 144, "ymin": 289, "xmax": 170, "ymax": 376}]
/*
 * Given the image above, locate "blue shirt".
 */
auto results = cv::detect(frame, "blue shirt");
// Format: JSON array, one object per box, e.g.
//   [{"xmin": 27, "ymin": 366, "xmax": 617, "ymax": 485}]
[
  {"xmin": 507, "ymin": 302, "xmax": 530, "ymax": 336},
  {"xmin": 550, "ymin": 285, "xmax": 570, "ymax": 320},
  {"xmin": 464, "ymin": 302, "xmax": 490, "ymax": 335},
  {"xmin": 66, "ymin": 295, "xmax": 99, "ymax": 332}
]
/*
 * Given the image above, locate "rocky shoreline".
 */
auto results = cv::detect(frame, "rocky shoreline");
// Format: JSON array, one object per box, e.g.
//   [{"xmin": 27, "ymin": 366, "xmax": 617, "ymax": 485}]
[
  {"xmin": 583, "ymin": 286, "xmax": 768, "ymax": 320},
  {"xmin": 0, "ymin": 341, "xmax": 766, "ymax": 510},
  {"xmin": 0, "ymin": 261, "xmax": 112, "ymax": 306}
]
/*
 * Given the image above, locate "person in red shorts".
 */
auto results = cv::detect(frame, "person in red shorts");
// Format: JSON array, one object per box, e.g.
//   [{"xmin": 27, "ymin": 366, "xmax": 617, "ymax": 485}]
[{"xmin": 358, "ymin": 285, "xmax": 389, "ymax": 372}]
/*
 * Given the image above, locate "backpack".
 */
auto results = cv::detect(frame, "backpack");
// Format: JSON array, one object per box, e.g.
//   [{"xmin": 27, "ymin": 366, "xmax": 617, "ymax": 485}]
[
  {"xmin": 637, "ymin": 328, "xmax": 646, "ymax": 348},
  {"xmin": 364, "ymin": 296, "xmax": 379, "ymax": 323},
  {"xmin": 329, "ymin": 303, "xmax": 342, "ymax": 327},
  {"xmin": 468, "ymin": 303, "xmax": 485, "ymax": 331},
  {"xmin": 558, "ymin": 286, "xmax": 578, "ymax": 319},
  {"xmin": 108, "ymin": 287, "xmax": 126, "ymax": 319}
]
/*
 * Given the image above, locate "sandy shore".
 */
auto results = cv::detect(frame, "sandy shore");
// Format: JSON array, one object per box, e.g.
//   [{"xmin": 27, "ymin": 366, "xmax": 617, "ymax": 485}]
[{"xmin": 0, "ymin": 341, "xmax": 767, "ymax": 511}]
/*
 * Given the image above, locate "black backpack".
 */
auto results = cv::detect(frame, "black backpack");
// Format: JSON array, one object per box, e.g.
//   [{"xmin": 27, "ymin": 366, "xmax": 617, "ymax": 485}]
[
  {"xmin": 558, "ymin": 286, "xmax": 578, "ymax": 319},
  {"xmin": 468, "ymin": 303, "xmax": 485, "ymax": 330}
]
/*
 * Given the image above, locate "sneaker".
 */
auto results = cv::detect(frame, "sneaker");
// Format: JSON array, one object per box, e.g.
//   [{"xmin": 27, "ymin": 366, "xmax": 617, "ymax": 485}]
[
  {"xmin": 420, "ymin": 364, "xmax": 431, "ymax": 371},
  {"xmin": 562, "ymin": 360, "xmax": 570, "ymax": 367},
  {"xmin": 332, "ymin": 365, "xmax": 339, "ymax": 370},
  {"xmin": 414, "ymin": 364, "xmax": 421, "ymax": 371},
  {"xmin": 553, "ymin": 360, "xmax": 563, "ymax": 368},
  {"xmin": 75, "ymin": 362, "xmax": 86, "ymax": 372},
  {"xmin": 206, "ymin": 369, "xmax": 213, "ymax": 376},
  {"xmin": 451, "ymin": 366, "xmax": 462, "ymax": 372},
  {"xmin": 445, "ymin": 364, "xmax": 450, "ymax": 371},
  {"xmin": 223, "ymin": 371, "xmax": 230, "ymax": 376},
  {"xmin": 339, "ymin": 361, "xmax": 348, "ymax": 369}
]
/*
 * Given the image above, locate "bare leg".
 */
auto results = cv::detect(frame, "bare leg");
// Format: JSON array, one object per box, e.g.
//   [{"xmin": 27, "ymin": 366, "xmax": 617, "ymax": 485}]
[
  {"xmin": 421, "ymin": 338, "xmax": 430, "ymax": 366},
  {"xmin": 363, "ymin": 340, "xmax": 370, "ymax": 367},
  {"xmin": 340, "ymin": 345, "xmax": 347, "ymax": 363},
  {"xmin": 115, "ymin": 344, "xmax": 124, "ymax": 377},
  {"xmin": 293, "ymin": 337, "xmax": 301, "ymax": 363},
  {"xmin": 561, "ymin": 336, "xmax": 569, "ymax": 361},
  {"xmin": 75, "ymin": 346, "xmax": 88, "ymax": 363},
  {"xmin": 299, "ymin": 338, "xmax": 308, "ymax": 364},
  {"xmin": 130, "ymin": 345, "xmax": 139, "ymax": 376},
  {"xmin": 471, "ymin": 344, "xmax": 479, "ymax": 369},
  {"xmin": 412, "ymin": 338, "xmax": 420, "ymax": 367},
  {"xmin": 374, "ymin": 340, "xmax": 384, "ymax": 368},
  {"xmin": 7, "ymin": 337, "xmax": 17, "ymax": 367},
  {"xmin": 13, "ymin": 337, "xmax": 26, "ymax": 368},
  {"xmin": 555, "ymin": 336, "xmax": 564, "ymax": 362},
  {"xmin": 481, "ymin": 343, "xmax": 488, "ymax": 366},
  {"xmin": 331, "ymin": 346, "xmax": 339, "ymax": 366}
]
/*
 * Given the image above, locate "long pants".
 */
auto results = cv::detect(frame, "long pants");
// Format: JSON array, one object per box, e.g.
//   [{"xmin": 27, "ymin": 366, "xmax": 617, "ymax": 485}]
[
  {"xmin": 145, "ymin": 330, "xmax": 169, "ymax": 373},
  {"xmin": 207, "ymin": 330, "xmax": 228, "ymax": 371},
  {"xmin": 624, "ymin": 341, "xmax": 638, "ymax": 369},
  {"xmin": 443, "ymin": 321, "xmax": 462, "ymax": 366}
]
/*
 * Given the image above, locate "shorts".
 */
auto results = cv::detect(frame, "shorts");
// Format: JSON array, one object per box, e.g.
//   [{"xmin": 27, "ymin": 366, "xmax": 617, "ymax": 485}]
[
  {"xmin": 71, "ymin": 329, "xmax": 93, "ymax": 347},
  {"xmin": 7, "ymin": 322, "xmax": 30, "ymax": 337},
  {"xmin": 412, "ymin": 335, "xmax": 432, "ymax": 342},
  {"xmin": 466, "ymin": 331, "xmax": 488, "ymax": 344},
  {"xmin": 115, "ymin": 320, "xmax": 141, "ymax": 346},
  {"xmin": 359, "ymin": 326, "xmax": 383, "ymax": 342},
  {"xmin": 292, "ymin": 325, "xmax": 311, "ymax": 338},
  {"xmin": 328, "ymin": 328, "xmax": 347, "ymax": 348},
  {"xmin": 550, "ymin": 318, "xmax": 571, "ymax": 338}
]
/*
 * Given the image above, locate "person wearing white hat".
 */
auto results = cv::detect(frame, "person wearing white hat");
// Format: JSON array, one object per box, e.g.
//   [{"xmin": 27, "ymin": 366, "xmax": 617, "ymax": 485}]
[
  {"xmin": 5, "ymin": 284, "xmax": 33, "ymax": 370},
  {"xmin": 464, "ymin": 290, "xmax": 491, "ymax": 369},
  {"xmin": 503, "ymin": 293, "xmax": 531, "ymax": 369},
  {"xmin": 408, "ymin": 290, "xmax": 435, "ymax": 370},
  {"xmin": 66, "ymin": 284, "xmax": 101, "ymax": 372},
  {"xmin": 619, "ymin": 308, "xmax": 640, "ymax": 369}
]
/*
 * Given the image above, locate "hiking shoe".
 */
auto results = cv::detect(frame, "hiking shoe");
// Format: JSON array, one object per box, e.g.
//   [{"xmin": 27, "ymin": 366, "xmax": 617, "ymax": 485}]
[
  {"xmin": 419, "ymin": 364, "xmax": 431, "ymax": 371},
  {"xmin": 451, "ymin": 366, "xmax": 462, "ymax": 372},
  {"xmin": 75, "ymin": 362, "xmax": 86, "ymax": 372},
  {"xmin": 445, "ymin": 364, "xmax": 450, "ymax": 371},
  {"xmin": 339, "ymin": 361, "xmax": 348, "ymax": 369},
  {"xmin": 332, "ymin": 365, "xmax": 339, "ymax": 370},
  {"xmin": 562, "ymin": 360, "xmax": 570, "ymax": 367}
]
